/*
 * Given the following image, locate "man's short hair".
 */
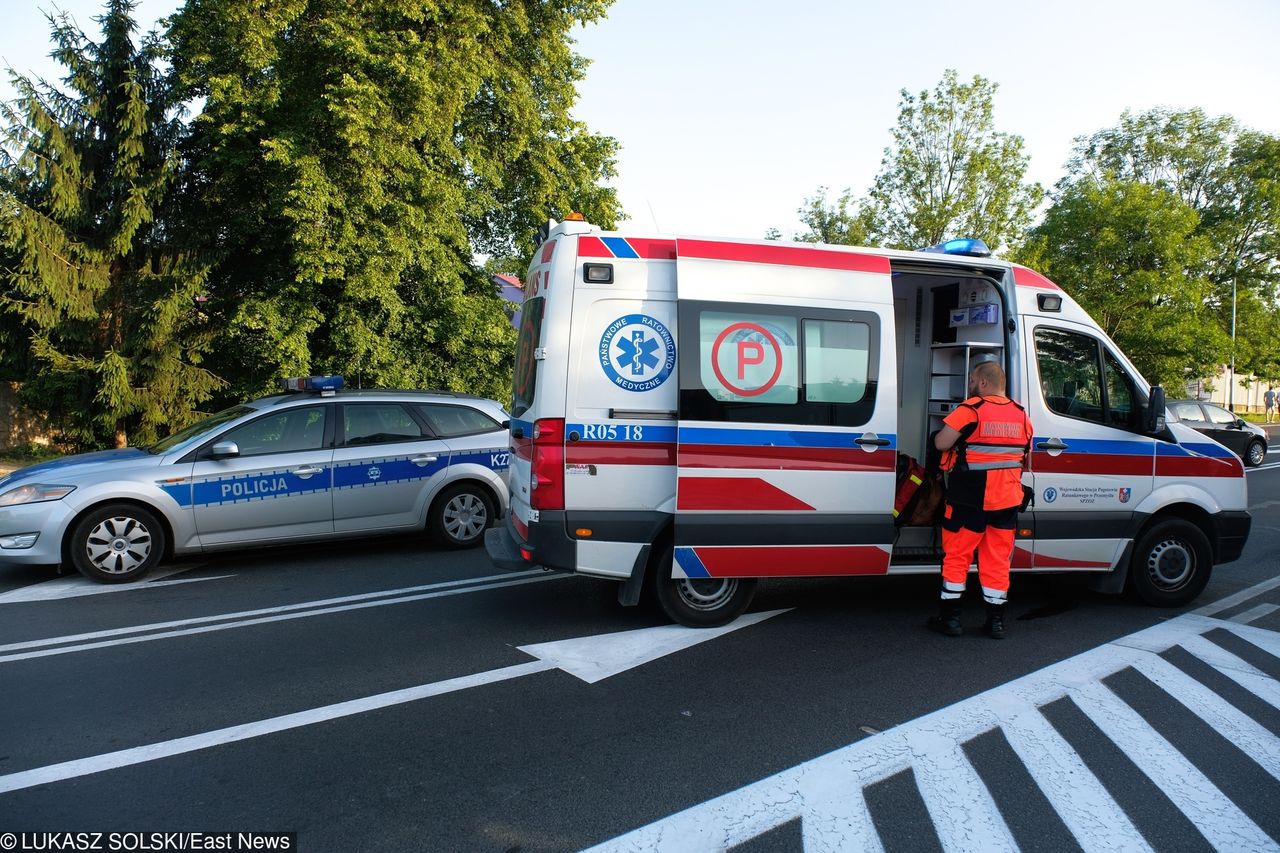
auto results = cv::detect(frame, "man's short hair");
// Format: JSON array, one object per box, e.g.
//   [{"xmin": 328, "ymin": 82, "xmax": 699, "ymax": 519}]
[{"xmin": 972, "ymin": 361, "xmax": 1006, "ymax": 392}]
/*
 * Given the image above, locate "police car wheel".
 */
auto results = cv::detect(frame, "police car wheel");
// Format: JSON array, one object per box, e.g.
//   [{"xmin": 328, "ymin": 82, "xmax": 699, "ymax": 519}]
[
  {"xmin": 1246, "ymin": 439, "xmax": 1266, "ymax": 468},
  {"xmin": 68, "ymin": 503, "xmax": 167, "ymax": 584},
  {"xmin": 649, "ymin": 544, "xmax": 757, "ymax": 628},
  {"xmin": 429, "ymin": 483, "xmax": 494, "ymax": 549},
  {"xmin": 1127, "ymin": 519, "xmax": 1212, "ymax": 607}
]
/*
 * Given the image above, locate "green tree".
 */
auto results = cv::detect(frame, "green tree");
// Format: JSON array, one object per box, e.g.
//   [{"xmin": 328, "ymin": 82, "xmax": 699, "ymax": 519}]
[
  {"xmin": 1020, "ymin": 177, "xmax": 1225, "ymax": 388},
  {"xmin": 866, "ymin": 70, "xmax": 1042, "ymax": 252},
  {"xmin": 1062, "ymin": 108, "xmax": 1280, "ymax": 384},
  {"xmin": 167, "ymin": 0, "xmax": 621, "ymax": 401},
  {"xmin": 0, "ymin": 0, "xmax": 221, "ymax": 448},
  {"xmin": 794, "ymin": 187, "xmax": 876, "ymax": 245}
]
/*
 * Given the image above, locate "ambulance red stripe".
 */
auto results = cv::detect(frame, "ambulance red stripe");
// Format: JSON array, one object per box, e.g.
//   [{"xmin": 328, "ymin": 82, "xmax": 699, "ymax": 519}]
[
  {"xmin": 576, "ymin": 236, "xmax": 677, "ymax": 260},
  {"xmin": 566, "ymin": 442, "xmax": 677, "ymax": 466},
  {"xmin": 1031, "ymin": 452, "xmax": 1153, "ymax": 476},
  {"xmin": 688, "ymin": 544, "xmax": 890, "ymax": 577},
  {"xmin": 677, "ymin": 239, "xmax": 891, "ymax": 274},
  {"xmin": 1156, "ymin": 455, "xmax": 1244, "ymax": 478},
  {"xmin": 677, "ymin": 477, "xmax": 815, "ymax": 511},
  {"xmin": 1012, "ymin": 265, "xmax": 1063, "ymax": 291},
  {"xmin": 679, "ymin": 444, "xmax": 894, "ymax": 472}
]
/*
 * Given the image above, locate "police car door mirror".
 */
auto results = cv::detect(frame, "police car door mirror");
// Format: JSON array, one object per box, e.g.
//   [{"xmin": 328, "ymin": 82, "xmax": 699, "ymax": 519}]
[{"xmin": 209, "ymin": 441, "xmax": 240, "ymax": 459}]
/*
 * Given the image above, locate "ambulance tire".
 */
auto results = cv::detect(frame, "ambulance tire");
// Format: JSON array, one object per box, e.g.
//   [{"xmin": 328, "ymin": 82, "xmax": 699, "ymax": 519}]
[
  {"xmin": 428, "ymin": 482, "xmax": 495, "ymax": 549},
  {"xmin": 68, "ymin": 502, "xmax": 167, "ymax": 584},
  {"xmin": 1127, "ymin": 519, "xmax": 1213, "ymax": 607},
  {"xmin": 648, "ymin": 543, "xmax": 757, "ymax": 628}
]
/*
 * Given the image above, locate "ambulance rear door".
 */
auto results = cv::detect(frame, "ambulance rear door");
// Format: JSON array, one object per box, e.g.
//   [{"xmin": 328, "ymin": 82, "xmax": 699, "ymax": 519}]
[{"xmin": 671, "ymin": 240, "xmax": 898, "ymax": 580}]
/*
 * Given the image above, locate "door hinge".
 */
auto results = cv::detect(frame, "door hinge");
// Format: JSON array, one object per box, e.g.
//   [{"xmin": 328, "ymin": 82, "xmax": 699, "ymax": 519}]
[{"xmin": 534, "ymin": 348, "xmax": 547, "ymax": 361}]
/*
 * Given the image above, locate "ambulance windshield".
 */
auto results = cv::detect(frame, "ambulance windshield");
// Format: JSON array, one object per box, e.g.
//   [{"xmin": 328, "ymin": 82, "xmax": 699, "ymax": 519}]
[{"xmin": 511, "ymin": 296, "xmax": 545, "ymax": 418}]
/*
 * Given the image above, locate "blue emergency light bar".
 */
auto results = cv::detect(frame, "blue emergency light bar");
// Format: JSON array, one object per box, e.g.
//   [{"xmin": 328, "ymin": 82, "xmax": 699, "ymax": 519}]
[
  {"xmin": 921, "ymin": 238, "xmax": 992, "ymax": 258},
  {"xmin": 282, "ymin": 375, "xmax": 345, "ymax": 394}
]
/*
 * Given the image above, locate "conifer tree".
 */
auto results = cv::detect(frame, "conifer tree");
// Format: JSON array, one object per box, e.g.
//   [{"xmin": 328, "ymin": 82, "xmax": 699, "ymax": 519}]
[{"xmin": 0, "ymin": 0, "xmax": 221, "ymax": 448}]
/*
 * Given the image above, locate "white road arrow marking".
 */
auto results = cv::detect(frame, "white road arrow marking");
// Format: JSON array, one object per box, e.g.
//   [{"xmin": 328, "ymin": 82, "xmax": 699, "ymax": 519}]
[
  {"xmin": 0, "ymin": 567, "xmax": 226, "ymax": 604},
  {"xmin": 0, "ymin": 609, "xmax": 787, "ymax": 794}
]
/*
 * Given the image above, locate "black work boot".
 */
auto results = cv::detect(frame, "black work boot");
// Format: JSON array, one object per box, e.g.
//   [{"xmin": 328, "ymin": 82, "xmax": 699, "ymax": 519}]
[
  {"xmin": 926, "ymin": 601, "xmax": 963, "ymax": 636},
  {"xmin": 984, "ymin": 602, "xmax": 1007, "ymax": 639}
]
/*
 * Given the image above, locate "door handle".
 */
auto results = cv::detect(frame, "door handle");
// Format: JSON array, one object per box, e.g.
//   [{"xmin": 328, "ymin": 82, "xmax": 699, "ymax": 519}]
[
  {"xmin": 411, "ymin": 455, "xmax": 439, "ymax": 466},
  {"xmin": 855, "ymin": 436, "xmax": 891, "ymax": 447},
  {"xmin": 1036, "ymin": 439, "xmax": 1069, "ymax": 452},
  {"xmin": 293, "ymin": 466, "xmax": 324, "ymax": 477}
]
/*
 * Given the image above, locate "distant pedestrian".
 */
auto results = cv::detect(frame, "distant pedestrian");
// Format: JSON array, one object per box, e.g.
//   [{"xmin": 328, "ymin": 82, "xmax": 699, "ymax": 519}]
[{"xmin": 1266, "ymin": 388, "xmax": 1276, "ymax": 424}]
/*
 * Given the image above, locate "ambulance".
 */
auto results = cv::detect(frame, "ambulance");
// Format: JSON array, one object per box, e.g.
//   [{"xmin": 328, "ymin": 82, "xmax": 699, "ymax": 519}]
[{"xmin": 485, "ymin": 217, "xmax": 1251, "ymax": 627}]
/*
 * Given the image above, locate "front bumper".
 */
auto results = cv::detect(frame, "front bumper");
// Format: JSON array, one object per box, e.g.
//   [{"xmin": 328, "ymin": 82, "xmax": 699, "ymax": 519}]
[
  {"xmin": 1213, "ymin": 510, "xmax": 1252, "ymax": 564},
  {"xmin": 0, "ymin": 499, "xmax": 74, "ymax": 565}
]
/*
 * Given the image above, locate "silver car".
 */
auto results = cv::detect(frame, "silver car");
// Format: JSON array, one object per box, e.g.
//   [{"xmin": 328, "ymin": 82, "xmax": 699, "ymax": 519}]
[{"xmin": 0, "ymin": 379, "xmax": 511, "ymax": 582}]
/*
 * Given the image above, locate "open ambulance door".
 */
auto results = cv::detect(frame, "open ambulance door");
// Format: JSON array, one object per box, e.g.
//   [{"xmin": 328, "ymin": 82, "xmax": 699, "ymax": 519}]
[{"xmin": 661, "ymin": 239, "xmax": 899, "ymax": 626}]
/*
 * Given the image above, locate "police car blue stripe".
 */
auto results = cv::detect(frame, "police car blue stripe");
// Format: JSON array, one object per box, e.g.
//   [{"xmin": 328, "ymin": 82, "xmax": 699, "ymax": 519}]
[
  {"xmin": 674, "ymin": 547, "xmax": 711, "ymax": 579},
  {"xmin": 332, "ymin": 457, "xmax": 446, "ymax": 490},
  {"xmin": 679, "ymin": 427, "xmax": 896, "ymax": 450},
  {"xmin": 168, "ymin": 467, "xmax": 334, "ymax": 508},
  {"xmin": 601, "ymin": 237, "xmax": 640, "ymax": 259}
]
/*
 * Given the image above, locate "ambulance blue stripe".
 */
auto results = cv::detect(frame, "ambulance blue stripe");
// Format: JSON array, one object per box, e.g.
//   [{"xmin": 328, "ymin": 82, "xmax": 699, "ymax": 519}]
[
  {"xmin": 601, "ymin": 237, "xmax": 639, "ymax": 259},
  {"xmin": 1046, "ymin": 438, "xmax": 1153, "ymax": 456},
  {"xmin": 566, "ymin": 423, "xmax": 678, "ymax": 443},
  {"xmin": 674, "ymin": 547, "xmax": 711, "ymax": 579},
  {"xmin": 1158, "ymin": 441, "xmax": 1236, "ymax": 459},
  {"xmin": 679, "ymin": 427, "xmax": 896, "ymax": 450}
]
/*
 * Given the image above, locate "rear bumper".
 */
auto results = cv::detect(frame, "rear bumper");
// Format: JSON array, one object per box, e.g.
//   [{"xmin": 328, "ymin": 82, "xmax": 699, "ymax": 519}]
[
  {"xmin": 1213, "ymin": 510, "xmax": 1252, "ymax": 564},
  {"xmin": 484, "ymin": 511, "xmax": 576, "ymax": 573}
]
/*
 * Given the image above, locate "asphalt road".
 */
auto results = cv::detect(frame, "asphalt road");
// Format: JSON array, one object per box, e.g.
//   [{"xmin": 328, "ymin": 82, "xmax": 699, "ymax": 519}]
[{"xmin": 1, "ymin": 459, "xmax": 1279, "ymax": 851}]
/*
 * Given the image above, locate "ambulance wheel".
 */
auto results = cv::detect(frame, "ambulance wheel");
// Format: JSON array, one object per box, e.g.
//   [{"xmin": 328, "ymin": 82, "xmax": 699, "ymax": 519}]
[
  {"xmin": 68, "ymin": 503, "xmax": 167, "ymax": 584},
  {"xmin": 1127, "ymin": 519, "xmax": 1212, "ymax": 607},
  {"xmin": 1246, "ymin": 439, "xmax": 1266, "ymax": 468},
  {"xmin": 428, "ymin": 482, "xmax": 495, "ymax": 549},
  {"xmin": 649, "ymin": 544, "xmax": 757, "ymax": 628}
]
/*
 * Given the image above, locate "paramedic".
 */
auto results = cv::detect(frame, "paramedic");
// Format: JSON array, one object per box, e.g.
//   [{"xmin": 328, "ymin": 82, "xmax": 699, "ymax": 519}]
[{"xmin": 928, "ymin": 361, "xmax": 1033, "ymax": 639}]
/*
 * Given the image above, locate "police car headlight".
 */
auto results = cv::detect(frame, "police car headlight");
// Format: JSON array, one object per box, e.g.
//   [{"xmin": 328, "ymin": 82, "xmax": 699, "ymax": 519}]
[{"xmin": 0, "ymin": 483, "xmax": 77, "ymax": 507}]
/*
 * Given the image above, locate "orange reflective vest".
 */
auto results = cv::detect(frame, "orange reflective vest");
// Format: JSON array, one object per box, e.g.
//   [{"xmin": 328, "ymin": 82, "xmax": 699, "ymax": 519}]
[{"xmin": 941, "ymin": 396, "xmax": 1033, "ymax": 510}]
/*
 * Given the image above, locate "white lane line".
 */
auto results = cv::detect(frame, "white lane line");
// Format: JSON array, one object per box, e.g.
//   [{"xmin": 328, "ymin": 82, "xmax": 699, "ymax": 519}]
[
  {"xmin": 912, "ymin": 737, "xmax": 1018, "ymax": 853},
  {"xmin": 0, "ymin": 574, "xmax": 563, "ymax": 663},
  {"xmin": 1231, "ymin": 604, "xmax": 1280, "ymax": 625},
  {"xmin": 1195, "ymin": 576, "xmax": 1280, "ymax": 617},
  {"xmin": 1129, "ymin": 654, "xmax": 1280, "ymax": 782},
  {"xmin": 799, "ymin": 778, "xmax": 883, "ymax": 853},
  {"xmin": 1245, "ymin": 462, "xmax": 1280, "ymax": 472},
  {"xmin": 0, "ymin": 659, "xmax": 556, "ymax": 794},
  {"xmin": 1068, "ymin": 680, "xmax": 1276, "ymax": 852},
  {"xmin": 0, "ymin": 570, "xmax": 548, "ymax": 654},
  {"xmin": 999, "ymin": 698, "xmax": 1152, "ymax": 853},
  {"xmin": 0, "ymin": 567, "xmax": 225, "ymax": 604}
]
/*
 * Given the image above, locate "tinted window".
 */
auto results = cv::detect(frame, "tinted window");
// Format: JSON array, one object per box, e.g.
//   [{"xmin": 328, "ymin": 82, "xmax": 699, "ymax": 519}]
[
  {"xmin": 343, "ymin": 403, "xmax": 425, "ymax": 446},
  {"xmin": 1170, "ymin": 402, "xmax": 1206, "ymax": 422},
  {"xmin": 415, "ymin": 403, "xmax": 502, "ymax": 437},
  {"xmin": 220, "ymin": 406, "xmax": 327, "ymax": 457},
  {"xmin": 679, "ymin": 302, "xmax": 878, "ymax": 426},
  {"xmin": 1102, "ymin": 349, "xmax": 1137, "ymax": 429},
  {"xmin": 1205, "ymin": 404, "xmax": 1237, "ymax": 425},
  {"xmin": 1036, "ymin": 328, "xmax": 1102, "ymax": 422},
  {"xmin": 150, "ymin": 406, "xmax": 254, "ymax": 455},
  {"xmin": 511, "ymin": 296, "xmax": 545, "ymax": 418}
]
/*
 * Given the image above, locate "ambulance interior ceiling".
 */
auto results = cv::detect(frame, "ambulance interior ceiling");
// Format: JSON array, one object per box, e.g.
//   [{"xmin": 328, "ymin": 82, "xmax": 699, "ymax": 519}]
[{"xmin": 890, "ymin": 268, "xmax": 1005, "ymax": 463}]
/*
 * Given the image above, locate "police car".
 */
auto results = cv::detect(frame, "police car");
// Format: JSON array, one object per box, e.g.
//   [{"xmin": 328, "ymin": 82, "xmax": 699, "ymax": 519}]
[{"xmin": 0, "ymin": 377, "xmax": 511, "ymax": 583}]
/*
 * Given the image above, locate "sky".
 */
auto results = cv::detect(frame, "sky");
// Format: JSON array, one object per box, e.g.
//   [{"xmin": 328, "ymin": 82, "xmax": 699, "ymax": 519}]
[{"xmin": 3, "ymin": 0, "xmax": 1279, "ymax": 241}]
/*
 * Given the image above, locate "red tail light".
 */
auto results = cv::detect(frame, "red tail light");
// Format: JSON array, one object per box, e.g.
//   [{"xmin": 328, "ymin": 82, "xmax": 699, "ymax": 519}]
[{"xmin": 530, "ymin": 417, "xmax": 565, "ymax": 510}]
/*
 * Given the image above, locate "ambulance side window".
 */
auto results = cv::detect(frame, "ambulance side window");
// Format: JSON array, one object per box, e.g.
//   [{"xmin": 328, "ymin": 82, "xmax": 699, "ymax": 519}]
[
  {"xmin": 511, "ymin": 296, "xmax": 545, "ymax": 418},
  {"xmin": 1036, "ymin": 327, "xmax": 1143, "ymax": 431},
  {"xmin": 679, "ymin": 302, "xmax": 878, "ymax": 426}
]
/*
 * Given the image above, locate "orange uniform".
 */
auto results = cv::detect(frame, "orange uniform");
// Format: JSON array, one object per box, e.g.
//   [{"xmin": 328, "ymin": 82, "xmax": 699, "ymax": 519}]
[{"xmin": 939, "ymin": 396, "xmax": 1033, "ymax": 607}]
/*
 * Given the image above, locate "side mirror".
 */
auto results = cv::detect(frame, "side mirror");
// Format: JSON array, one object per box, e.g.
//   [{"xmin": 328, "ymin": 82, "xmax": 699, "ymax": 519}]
[
  {"xmin": 209, "ymin": 441, "xmax": 240, "ymax": 459},
  {"xmin": 1236, "ymin": 418, "xmax": 1248, "ymax": 429},
  {"xmin": 1144, "ymin": 385, "xmax": 1167, "ymax": 435},
  {"xmin": 501, "ymin": 420, "xmax": 511, "ymax": 430}
]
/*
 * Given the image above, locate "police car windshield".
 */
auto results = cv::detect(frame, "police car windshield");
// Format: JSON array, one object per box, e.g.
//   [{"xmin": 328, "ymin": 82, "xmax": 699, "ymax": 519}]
[{"xmin": 147, "ymin": 406, "xmax": 255, "ymax": 455}]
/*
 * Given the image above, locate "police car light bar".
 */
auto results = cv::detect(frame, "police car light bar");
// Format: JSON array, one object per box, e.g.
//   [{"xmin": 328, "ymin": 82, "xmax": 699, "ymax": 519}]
[
  {"xmin": 921, "ymin": 238, "xmax": 992, "ymax": 258},
  {"xmin": 282, "ymin": 375, "xmax": 345, "ymax": 395}
]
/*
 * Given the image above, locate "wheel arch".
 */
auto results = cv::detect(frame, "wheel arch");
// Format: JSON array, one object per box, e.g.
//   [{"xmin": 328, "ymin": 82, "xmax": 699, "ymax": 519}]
[{"xmin": 61, "ymin": 497, "xmax": 175, "ymax": 565}]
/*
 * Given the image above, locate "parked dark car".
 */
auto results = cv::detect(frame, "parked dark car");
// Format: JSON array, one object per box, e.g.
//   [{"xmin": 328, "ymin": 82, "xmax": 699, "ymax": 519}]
[{"xmin": 1168, "ymin": 400, "xmax": 1269, "ymax": 467}]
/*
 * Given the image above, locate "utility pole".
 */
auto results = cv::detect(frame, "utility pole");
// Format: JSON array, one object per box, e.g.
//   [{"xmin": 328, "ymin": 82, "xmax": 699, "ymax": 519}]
[{"xmin": 1229, "ymin": 277, "xmax": 1237, "ymax": 412}]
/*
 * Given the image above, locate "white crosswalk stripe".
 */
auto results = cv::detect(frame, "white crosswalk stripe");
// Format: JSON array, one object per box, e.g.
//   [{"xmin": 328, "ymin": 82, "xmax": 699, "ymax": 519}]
[{"xmin": 588, "ymin": 582, "xmax": 1280, "ymax": 853}]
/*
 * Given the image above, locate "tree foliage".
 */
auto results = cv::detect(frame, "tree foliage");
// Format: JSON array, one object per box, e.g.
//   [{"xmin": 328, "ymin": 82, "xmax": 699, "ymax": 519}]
[
  {"xmin": 166, "ymin": 0, "xmax": 621, "ymax": 401},
  {"xmin": 1019, "ymin": 177, "xmax": 1224, "ymax": 388},
  {"xmin": 0, "ymin": 0, "xmax": 221, "ymax": 448},
  {"xmin": 794, "ymin": 187, "xmax": 876, "ymax": 246},
  {"xmin": 1043, "ymin": 108, "xmax": 1280, "ymax": 387}
]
